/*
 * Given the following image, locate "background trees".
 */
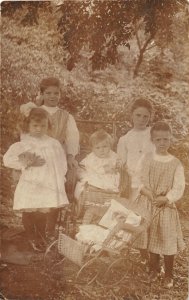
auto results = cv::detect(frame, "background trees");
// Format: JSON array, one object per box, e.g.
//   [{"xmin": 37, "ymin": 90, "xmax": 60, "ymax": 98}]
[
  {"xmin": 1, "ymin": 3, "xmax": 189, "ymax": 298},
  {"xmin": 1, "ymin": 0, "xmax": 189, "ymax": 152},
  {"xmin": 2, "ymin": 1, "xmax": 189, "ymax": 72}
]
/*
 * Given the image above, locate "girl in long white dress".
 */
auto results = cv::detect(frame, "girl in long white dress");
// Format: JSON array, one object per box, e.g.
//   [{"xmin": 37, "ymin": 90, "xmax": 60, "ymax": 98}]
[
  {"xmin": 20, "ymin": 77, "xmax": 80, "ymax": 238},
  {"xmin": 117, "ymin": 99, "xmax": 155, "ymax": 263},
  {"xmin": 117, "ymin": 99, "xmax": 155, "ymax": 202},
  {"xmin": 3, "ymin": 108, "xmax": 69, "ymax": 251}
]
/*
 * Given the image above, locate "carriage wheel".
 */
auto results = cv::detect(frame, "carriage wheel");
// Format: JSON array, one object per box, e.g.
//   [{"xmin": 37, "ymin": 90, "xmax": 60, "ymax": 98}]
[
  {"xmin": 44, "ymin": 240, "xmax": 64, "ymax": 269},
  {"xmin": 76, "ymin": 255, "xmax": 108, "ymax": 285},
  {"xmin": 97, "ymin": 257, "xmax": 134, "ymax": 287}
]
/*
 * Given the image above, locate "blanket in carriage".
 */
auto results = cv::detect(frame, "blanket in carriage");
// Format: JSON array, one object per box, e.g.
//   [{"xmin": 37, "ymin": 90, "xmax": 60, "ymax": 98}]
[
  {"xmin": 81, "ymin": 184, "xmax": 119, "ymax": 207},
  {"xmin": 76, "ymin": 199, "xmax": 141, "ymax": 252}
]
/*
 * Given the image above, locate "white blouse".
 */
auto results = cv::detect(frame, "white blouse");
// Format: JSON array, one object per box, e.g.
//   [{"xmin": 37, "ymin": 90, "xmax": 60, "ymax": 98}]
[
  {"xmin": 117, "ymin": 127, "xmax": 155, "ymax": 188},
  {"xmin": 3, "ymin": 135, "xmax": 69, "ymax": 211},
  {"xmin": 74, "ymin": 151, "xmax": 120, "ymax": 199}
]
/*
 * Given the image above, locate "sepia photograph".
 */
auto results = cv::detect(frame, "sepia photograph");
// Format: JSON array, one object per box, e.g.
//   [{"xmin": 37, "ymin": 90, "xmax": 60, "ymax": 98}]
[{"xmin": 1, "ymin": 1, "xmax": 189, "ymax": 299}]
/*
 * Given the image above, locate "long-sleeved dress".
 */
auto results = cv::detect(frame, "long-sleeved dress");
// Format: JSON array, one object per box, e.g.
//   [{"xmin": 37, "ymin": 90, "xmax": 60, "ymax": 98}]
[
  {"xmin": 135, "ymin": 153, "xmax": 185, "ymax": 255},
  {"xmin": 117, "ymin": 127, "xmax": 155, "ymax": 193},
  {"xmin": 3, "ymin": 135, "xmax": 69, "ymax": 212}
]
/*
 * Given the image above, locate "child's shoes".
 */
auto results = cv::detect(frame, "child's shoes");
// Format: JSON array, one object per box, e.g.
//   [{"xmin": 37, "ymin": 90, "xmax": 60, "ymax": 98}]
[
  {"xmin": 164, "ymin": 277, "xmax": 173, "ymax": 289},
  {"xmin": 149, "ymin": 271, "xmax": 159, "ymax": 282},
  {"xmin": 140, "ymin": 259, "xmax": 149, "ymax": 272},
  {"xmin": 159, "ymin": 265, "xmax": 165, "ymax": 278},
  {"xmin": 0, "ymin": 263, "xmax": 7, "ymax": 271},
  {"xmin": 141, "ymin": 258, "xmax": 147, "ymax": 265}
]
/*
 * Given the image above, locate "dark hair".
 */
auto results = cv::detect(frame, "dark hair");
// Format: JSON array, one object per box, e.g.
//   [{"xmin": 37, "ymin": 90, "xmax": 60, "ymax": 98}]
[
  {"xmin": 22, "ymin": 108, "xmax": 51, "ymax": 133},
  {"xmin": 89, "ymin": 129, "xmax": 113, "ymax": 148},
  {"xmin": 39, "ymin": 77, "xmax": 61, "ymax": 93},
  {"xmin": 150, "ymin": 121, "xmax": 172, "ymax": 137},
  {"xmin": 131, "ymin": 99, "xmax": 153, "ymax": 114}
]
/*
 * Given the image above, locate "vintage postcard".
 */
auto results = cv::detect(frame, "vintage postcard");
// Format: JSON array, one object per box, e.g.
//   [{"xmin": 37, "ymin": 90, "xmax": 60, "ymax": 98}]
[{"xmin": 1, "ymin": 1, "xmax": 189, "ymax": 299}]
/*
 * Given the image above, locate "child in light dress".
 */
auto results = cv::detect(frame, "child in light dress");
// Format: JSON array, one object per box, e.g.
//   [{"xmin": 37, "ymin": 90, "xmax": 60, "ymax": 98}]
[
  {"xmin": 3, "ymin": 108, "xmax": 69, "ymax": 251},
  {"xmin": 20, "ymin": 77, "xmax": 80, "ymax": 239},
  {"xmin": 140, "ymin": 121, "xmax": 185, "ymax": 288},
  {"xmin": 74, "ymin": 129, "xmax": 122, "ymax": 223},
  {"xmin": 117, "ymin": 99, "xmax": 155, "ymax": 201},
  {"xmin": 117, "ymin": 99, "xmax": 155, "ymax": 264}
]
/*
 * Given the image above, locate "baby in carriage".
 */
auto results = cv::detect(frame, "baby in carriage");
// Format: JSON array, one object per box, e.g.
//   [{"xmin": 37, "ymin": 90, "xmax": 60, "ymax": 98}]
[
  {"xmin": 74, "ymin": 129, "xmax": 122, "ymax": 223},
  {"xmin": 76, "ymin": 199, "xmax": 142, "ymax": 252},
  {"xmin": 74, "ymin": 129, "xmax": 143, "ymax": 252}
]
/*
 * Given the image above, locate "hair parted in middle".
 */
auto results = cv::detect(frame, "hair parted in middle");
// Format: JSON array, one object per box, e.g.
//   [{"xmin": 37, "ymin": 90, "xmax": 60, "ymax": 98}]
[
  {"xmin": 130, "ymin": 98, "xmax": 153, "ymax": 114},
  {"xmin": 22, "ymin": 107, "xmax": 51, "ymax": 133},
  {"xmin": 89, "ymin": 129, "xmax": 113, "ymax": 148},
  {"xmin": 150, "ymin": 121, "xmax": 172, "ymax": 137},
  {"xmin": 39, "ymin": 77, "xmax": 61, "ymax": 93}
]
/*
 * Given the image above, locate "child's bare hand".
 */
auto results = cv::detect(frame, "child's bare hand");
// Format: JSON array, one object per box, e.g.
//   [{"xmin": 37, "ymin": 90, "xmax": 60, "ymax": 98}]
[
  {"xmin": 67, "ymin": 155, "xmax": 78, "ymax": 169},
  {"xmin": 133, "ymin": 225, "xmax": 144, "ymax": 236},
  {"xmin": 31, "ymin": 155, "xmax": 46, "ymax": 167},
  {"xmin": 140, "ymin": 187, "xmax": 153, "ymax": 201},
  {"xmin": 75, "ymin": 199, "xmax": 83, "ymax": 218},
  {"xmin": 18, "ymin": 152, "xmax": 45, "ymax": 168},
  {"xmin": 18, "ymin": 152, "xmax": 35, "ymax": 166},
  {"xmin": 154, "ymin": 196, "xmax": 168, "ymax": 207}
]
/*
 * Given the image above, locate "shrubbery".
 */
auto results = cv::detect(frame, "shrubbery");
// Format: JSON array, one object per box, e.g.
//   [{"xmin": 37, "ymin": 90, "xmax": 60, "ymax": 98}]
[{"xmin": 1, "ymin": 2, "xmax": 189, "ymax": 211}]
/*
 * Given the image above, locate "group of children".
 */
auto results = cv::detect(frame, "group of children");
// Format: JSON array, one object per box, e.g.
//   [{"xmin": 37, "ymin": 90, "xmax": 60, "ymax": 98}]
[{"xmin": 3, "ymin": 78, "xmax": 185, "ymax": 288}]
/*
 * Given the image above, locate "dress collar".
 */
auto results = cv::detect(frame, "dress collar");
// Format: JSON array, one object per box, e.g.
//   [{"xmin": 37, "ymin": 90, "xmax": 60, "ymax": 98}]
[
  {"xmin": 41, "ymin": 105, "xmax": 59, "ymax": 115},
  {"xmin": 153, "ymin": 153, "xmax": 173, "ymax": 162}
]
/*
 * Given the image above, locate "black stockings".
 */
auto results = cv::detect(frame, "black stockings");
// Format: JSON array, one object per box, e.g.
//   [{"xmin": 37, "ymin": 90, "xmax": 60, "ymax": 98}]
[
  {"xmin": 22, "ymin": 211, "xmax": 47, "ymax": 241},
  {"xmin": 150, "ymin": 252, "xmax": 174, "ymax": 277}
]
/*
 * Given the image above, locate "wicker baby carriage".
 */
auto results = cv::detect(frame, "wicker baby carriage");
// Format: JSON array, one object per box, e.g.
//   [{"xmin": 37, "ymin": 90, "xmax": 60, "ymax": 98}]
[
  {"xmin": 44, "ymin": 198, "xmax": 148, "ymax": 286},
  {"xmin": 75, "ymin": 162, "xmax": 131, "ymax": 221}
]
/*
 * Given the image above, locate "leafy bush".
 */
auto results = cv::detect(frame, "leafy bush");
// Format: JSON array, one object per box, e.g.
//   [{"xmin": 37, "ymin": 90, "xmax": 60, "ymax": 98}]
[{"xmin": 1, "ymin": 2, "xmax": 189, "ymax": 214}]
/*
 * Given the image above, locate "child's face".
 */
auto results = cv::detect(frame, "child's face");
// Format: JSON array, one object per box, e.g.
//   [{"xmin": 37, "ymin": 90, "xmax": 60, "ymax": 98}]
[
  {"xmin": 29, "ymin": 119, "xmax": 48, "ymax": 138},
  {"xmin": 132, "ymin": 107, "xmax": 151, "ymax": 130},
  {"xmin": 151, "ymin": 130, "xmax": 171, "ymax": 155},
  {"xmin": 92, "ymin": 140, "xmax": 111, "ymax": 158},
  {"xmin": 42, "ymin": 86, "xmax": 60, "ymax": 107}
]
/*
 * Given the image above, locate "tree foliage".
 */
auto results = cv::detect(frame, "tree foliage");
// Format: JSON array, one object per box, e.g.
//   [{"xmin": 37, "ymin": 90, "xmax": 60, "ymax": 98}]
[
  {"xmin": 1, "ymin": 1, "xmax": 188, "ymax": 72},
  {"xmin": 57, "ymin": 0, "xmax": 134, "ymax": 70},
  {"xmin": 56, "ymin": 0, "xmax": 188, "ymax": 71},
  {"xmin": 1, "ymin": 1, "xmax": 189, "ymax": 155}
]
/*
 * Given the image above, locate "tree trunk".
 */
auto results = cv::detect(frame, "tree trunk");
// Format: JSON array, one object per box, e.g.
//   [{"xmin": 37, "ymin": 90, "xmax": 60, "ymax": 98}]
[{"xmin": 133, "ymin": 34, "xmax": 155, "ymax": 78}]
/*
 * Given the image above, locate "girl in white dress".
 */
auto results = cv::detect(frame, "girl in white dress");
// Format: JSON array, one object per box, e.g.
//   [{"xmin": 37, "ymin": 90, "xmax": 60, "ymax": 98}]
[
  {"xmin": 117, "ymin": 99, "xmax": 155, "ymax": 201},
  {"xmin": 117, "ymin": 99, "xmax": 155, "ymax": 263},
  {"xmin": 3, "ymin": 108, "xmax": 69, "ymax": 251},
  {"xmin": 74, "ymin": 130, "xmax": 121, "ymax": 223},
  {"xmin": 20, "ymin": 77, "xmax": 80, "ymax": 239}
]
